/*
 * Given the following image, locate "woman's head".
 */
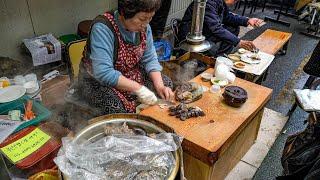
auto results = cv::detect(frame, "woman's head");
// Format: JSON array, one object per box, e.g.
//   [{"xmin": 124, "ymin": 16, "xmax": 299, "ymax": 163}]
[
  {"xmin": 224, "ymin": 0, "xmax": 239, "ymax": 6},
  {"xmin": 118, "ymin": 0, "xmax": 161, "ymax": 32}
]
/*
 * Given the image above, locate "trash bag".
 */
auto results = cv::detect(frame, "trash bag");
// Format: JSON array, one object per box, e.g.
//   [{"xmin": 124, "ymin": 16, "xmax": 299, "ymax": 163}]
[{"xmin": 278, "ymin": 112, "xmax": 320, "ymax": 180}]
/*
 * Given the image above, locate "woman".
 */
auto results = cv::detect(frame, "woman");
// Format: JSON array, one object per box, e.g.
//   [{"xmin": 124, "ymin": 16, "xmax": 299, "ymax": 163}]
[{"xmin": 78, "ymin": 0, "xmax": 174, "ymax": 114}]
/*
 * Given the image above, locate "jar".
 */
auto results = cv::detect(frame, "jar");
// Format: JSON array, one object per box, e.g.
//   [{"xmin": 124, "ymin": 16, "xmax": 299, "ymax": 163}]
[{"xmin": 0, "ymin": 77, "xmax": 10, "ymax": 88}]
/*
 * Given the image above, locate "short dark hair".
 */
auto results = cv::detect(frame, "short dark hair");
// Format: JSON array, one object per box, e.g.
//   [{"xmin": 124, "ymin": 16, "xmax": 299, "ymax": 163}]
[{"xmin": 118, "ymin": 0, "xmax": 161, "ymax": 19}]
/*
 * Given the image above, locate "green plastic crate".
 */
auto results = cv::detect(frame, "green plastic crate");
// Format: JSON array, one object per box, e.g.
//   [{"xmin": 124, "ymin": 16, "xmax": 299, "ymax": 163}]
[
  {"xmin": 0, "ymin": 96, "xmax": 51, "ymax": 132},
  {"xmin": 59, "ymin": 34, "xmax": 82, "ymax": 45}
]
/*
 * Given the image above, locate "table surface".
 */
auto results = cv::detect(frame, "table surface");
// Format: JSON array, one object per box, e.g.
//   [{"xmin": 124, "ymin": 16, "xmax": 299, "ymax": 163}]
[
  {"xmin": 253, "ymin": 29, "xmax": 292, "ymax": 55},
  {"xmin": 140, "ymin": 68, "xmax": 272, "ymax": 164}
]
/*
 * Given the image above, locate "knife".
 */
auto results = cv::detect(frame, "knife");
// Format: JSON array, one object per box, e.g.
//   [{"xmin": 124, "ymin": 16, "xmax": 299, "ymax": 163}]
[{"xmin": 156, "ymin": 99, "xmax": 176, "ymax": 106}]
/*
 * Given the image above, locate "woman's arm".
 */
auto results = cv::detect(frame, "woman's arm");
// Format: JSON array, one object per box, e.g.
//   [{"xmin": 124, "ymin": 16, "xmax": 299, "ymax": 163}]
[
  {"xmin": 140, "ymin": 26, "xmax": 174, "ymax": 100},
  {"xmin": 90, "ymin": 23, "xmax": 122, "ymax": 87},
  {"xmin": 116, "ymin": 75, "xmax": 142, "ymax": 92},
  {"xmin": 149, "ymin": 71, "xmax": 174, "ymax": 101},
  {"xmin": 91, "ymin": 23, "xmax": 142, "ymax": 93}
]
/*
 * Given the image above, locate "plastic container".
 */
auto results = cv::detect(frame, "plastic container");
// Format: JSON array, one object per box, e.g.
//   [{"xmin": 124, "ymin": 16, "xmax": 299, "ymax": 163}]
[
  {"xmin": 0, "ymin": 123, "xmax": 69, "ymax": 177},
  {"xmin": 13, "ymin": 75, "xmax": 26, "ymax": 86},
  {"xmin": 154, "ymin": 39, "xmax": 172, "ymax": 62},
  {"xmin": 0, "ymin": 96, "xmax": 51, "ymax": 132}
]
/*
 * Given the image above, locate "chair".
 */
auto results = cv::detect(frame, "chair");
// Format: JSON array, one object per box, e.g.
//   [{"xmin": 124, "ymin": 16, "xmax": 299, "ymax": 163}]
[
  {"xmin": 234, "ymin": 0, "xmax": 259, "ymax": 15},
  {"xmin": 65, "ymin": 39, "xmax": 87, "ymax": 81},
  {"xmin": 64, "ymin": 39, "xmax": 101, "ymax": 121},
  {"xmin": 300, "ymin": 2, "xmax": 320, "ymax": 38},
  {"xmin": 287, "ymin": 77, "xmax": 320, "ymax": 117}
]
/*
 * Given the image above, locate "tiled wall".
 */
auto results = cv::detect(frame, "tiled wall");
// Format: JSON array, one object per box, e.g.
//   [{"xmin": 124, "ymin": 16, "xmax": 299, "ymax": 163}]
[
  {"xmin": 167, "ymin": 0, "xmax": 192, "ymax": 25},
  {"xmin": 0, "ymin": 0, "xmax": 191, "ymax": 60}
]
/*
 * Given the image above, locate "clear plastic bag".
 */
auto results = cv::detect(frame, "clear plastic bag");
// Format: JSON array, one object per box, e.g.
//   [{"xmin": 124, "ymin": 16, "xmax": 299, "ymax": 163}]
[{"xmin": 54, "ymin": 133, "xmax": 182, "ymax": 180}]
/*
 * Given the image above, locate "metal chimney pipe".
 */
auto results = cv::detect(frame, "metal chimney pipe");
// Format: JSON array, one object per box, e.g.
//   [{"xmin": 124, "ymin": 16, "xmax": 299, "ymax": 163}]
[
  {"xmin": 188, "ymin": 0, "xmax": 206, "ymax": 43},
  {"xmin": 180, "ymin": 0, "xmax": 212, "ymax": 52}
]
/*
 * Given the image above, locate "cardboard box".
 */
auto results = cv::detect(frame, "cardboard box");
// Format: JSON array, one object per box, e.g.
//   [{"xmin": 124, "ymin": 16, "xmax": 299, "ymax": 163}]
[
  {"xmin": 41, "ymin": 75, "xmax": 70, "ymax": 108},
  {"xmin": 161, "ymin": 52, "xmax": 215, "ymax": 87}
]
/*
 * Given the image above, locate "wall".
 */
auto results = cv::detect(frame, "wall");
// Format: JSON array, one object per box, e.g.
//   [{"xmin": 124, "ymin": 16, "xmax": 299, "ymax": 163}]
[
  {"xmin": 0, "ymin": 0, "xmax": 191, "ymax": 60},
  {"xmin": 167, "ymin": 0, "xmax": 192, "ymax": 25}
]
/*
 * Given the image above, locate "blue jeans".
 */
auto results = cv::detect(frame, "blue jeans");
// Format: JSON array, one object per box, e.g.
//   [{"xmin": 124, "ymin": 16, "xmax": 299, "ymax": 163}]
[{"xmin": 207, "ymin": 25, "xmax": 240, "ymax": 57}]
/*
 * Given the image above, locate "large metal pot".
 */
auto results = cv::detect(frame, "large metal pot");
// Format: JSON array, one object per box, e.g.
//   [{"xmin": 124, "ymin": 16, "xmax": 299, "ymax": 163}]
[{"xmin": 61, "ymin": 114, "xmax": 182, "ymax": 180}]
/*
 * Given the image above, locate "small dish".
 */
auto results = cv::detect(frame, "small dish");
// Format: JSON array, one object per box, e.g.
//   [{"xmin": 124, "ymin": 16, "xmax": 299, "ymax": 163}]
[
  {"xmin": 211, "ymin": 77, "xmax": 229, "ymax": 87},
  {"xmin": 228, "ymin": 54, "xmax": 241, "ymax": 61},
  {"xmin": 200, "ymin": 72, "xmax": 213, "ymax": 81},
  {"xmin": 238, "ymin": 48, "xmax": 248, "ymax": 54},
  {"xmin": 234, "ymin": 62, "xmax": 246, "ymax": 69}
]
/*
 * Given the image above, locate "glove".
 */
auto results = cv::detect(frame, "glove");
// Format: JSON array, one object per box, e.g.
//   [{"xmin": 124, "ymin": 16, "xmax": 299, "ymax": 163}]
[{"xmin": 135, "ymin": 86, "xmax": 157, "ymax": 105}]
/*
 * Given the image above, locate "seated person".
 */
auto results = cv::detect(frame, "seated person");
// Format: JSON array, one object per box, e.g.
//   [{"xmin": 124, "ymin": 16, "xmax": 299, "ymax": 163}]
[
  {"xmin": 78, "ymin": 0, "xmax": 174, "ymax": 114},
  {"xmin": 303, "ymin": 40, "xmax": 320, "ymax": 88},
  {"xmin": 150, "ymin": 0, "xmax": 173, "ymax": 40},
  {"xmin": 179, "ymin": 0, "xmax": 264, "ymax": 56}
]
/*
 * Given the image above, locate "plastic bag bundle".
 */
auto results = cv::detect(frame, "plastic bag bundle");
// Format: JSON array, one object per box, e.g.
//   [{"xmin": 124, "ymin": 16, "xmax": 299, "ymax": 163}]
[{"xmin": 54, "ymin": 133, "xmax": 182, "ymax": 180}]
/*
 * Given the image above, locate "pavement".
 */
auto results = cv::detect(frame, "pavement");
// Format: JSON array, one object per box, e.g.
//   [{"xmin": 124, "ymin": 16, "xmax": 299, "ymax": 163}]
[{"xmin": 232, "ymin": 5, "xmax": 319, "ymax": 179}]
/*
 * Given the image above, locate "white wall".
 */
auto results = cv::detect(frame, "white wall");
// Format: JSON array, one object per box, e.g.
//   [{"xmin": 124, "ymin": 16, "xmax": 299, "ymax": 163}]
[{"xmin": 0, "ymin": 0, "xmax": 190, "ymax": 60}]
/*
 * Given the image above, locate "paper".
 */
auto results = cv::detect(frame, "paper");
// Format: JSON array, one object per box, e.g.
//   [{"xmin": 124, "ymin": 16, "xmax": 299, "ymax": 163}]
[
  {"xmin": 23, "ymin": 34, "xmax": 61, "ymax": 66},
  {"xmin": 0, "ymin": 119, "xmax": 22, "ymax": 143},
  {"xmin": 0, "ymin": 128, "xmax": 51, "ymax": 163},
  {"xmin": 294, "ymin": 89, "xmax": 320, "ymax": 111}
]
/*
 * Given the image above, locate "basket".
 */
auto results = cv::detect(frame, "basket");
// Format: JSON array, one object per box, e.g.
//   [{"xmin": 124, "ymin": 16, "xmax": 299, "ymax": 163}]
[{"xmin": 0, "ymin": 95, "xmax": 51, "ymax": 132}]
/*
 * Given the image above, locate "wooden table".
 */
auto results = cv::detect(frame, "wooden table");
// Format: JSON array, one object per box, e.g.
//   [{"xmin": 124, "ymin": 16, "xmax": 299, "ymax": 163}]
[
  {"xmin": 237, "ymin": 29, "xmax": 292, "ymax": 84},
  {"xmin": 253, "ymin": 29, "xmax": 292, "ymax": 55},
  {"xmin": 140, "ymin": 68, "xmax": 272, "ymax": 180}
]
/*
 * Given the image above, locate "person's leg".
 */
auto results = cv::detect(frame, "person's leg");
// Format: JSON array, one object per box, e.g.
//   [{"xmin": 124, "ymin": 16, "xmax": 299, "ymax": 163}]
[
  {"xmin": 149, "ymin": 0, "xmax": 173, "ymax": 39},
  {"xmin": 79, "ymin": 74, "xmax": 128, "ymax": 115},
  {"xmin": 223, "ymin": 24, "xmax": 240, "ymax": 37},
  {"xmin": 212, "ymin": 25, "xmax": 240, "ymax": 56},
  {"xmin": 206, "ymin": 39, "xmax": 234, "ymax": 57}
]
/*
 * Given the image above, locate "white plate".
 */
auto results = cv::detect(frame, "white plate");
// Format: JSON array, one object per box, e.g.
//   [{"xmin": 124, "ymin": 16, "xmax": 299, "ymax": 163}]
[
  {"xmin": 0, "ymin": 85, "xmax": 26, "ymax": 103},
  {"xmin": 211, "ymin": 77, "xmax": 229, "ymax": 87},
  {"xmin": 240, "ymin": 53, "xmax": 261, "ymax": 64}
]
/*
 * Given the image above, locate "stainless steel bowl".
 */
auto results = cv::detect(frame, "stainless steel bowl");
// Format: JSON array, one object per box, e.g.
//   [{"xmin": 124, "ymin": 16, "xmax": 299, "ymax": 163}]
[{"xmin": 61, "ymin": 114, "xmax": 181, "ymax": 180}]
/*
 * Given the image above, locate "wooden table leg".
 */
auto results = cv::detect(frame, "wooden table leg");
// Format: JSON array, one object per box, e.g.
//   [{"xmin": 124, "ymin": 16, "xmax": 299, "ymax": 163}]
[{"xmin": 183, "ymin": 108, "xmax": 265, "ymax": 180}]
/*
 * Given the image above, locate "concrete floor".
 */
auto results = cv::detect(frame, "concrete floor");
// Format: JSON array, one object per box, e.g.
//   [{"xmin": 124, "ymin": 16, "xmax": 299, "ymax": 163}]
[{"xmin": 232, "ymin": 5, "xmax": 318, "ymax": 179}]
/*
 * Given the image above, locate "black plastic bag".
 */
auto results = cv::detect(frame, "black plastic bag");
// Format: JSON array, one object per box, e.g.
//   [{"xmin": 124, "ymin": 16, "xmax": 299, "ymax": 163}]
[{"xmin": 278, "ymin": 112, "xmax": 320, "ymax": 180}]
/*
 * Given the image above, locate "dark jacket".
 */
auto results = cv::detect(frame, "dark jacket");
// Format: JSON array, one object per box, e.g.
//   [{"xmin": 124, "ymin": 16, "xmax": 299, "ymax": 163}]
[
  {"xmin": 179, "ymin": 0, "xmax": 249, "ymax": 46},
  {"xmin": 303, "ymin": 40, "xmax": 320, "ymax": 77}
]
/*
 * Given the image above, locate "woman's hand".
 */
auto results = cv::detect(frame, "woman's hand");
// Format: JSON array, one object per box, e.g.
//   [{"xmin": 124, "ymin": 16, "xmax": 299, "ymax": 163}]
[
  {"xmin": 248, "ymin": 18, "xmax": 264, "ymax": 27},
  {"xmin": 149, "ymin": 72, "xmax": 174, "ymax": 101},
  {"xmin": 155, "ymin": 85, "xmax": 174, "ymax": 101},
  {"xmin": 135, "ymin": 86, "xmax": 158, "ymax": 105},
  {"xmin": 238, "ymin": 40, "xmax": 256, "ymax": 51}
]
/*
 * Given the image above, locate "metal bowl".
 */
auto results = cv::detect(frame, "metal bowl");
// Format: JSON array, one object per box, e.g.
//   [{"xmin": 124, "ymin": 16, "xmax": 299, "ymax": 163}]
[{"xmin": 61, "ymin": 114, "xmax": 181, "ymax": 180}]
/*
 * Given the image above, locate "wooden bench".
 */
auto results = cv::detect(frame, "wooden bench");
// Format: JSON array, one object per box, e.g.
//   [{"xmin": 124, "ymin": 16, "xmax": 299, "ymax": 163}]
[
  {"xmin": 253, "ymin": 29, "xmax": 292, "ymax": 55},
  {"xmin": 140, "ymin": 68, "xmax": 272, "ymax": 180}
]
